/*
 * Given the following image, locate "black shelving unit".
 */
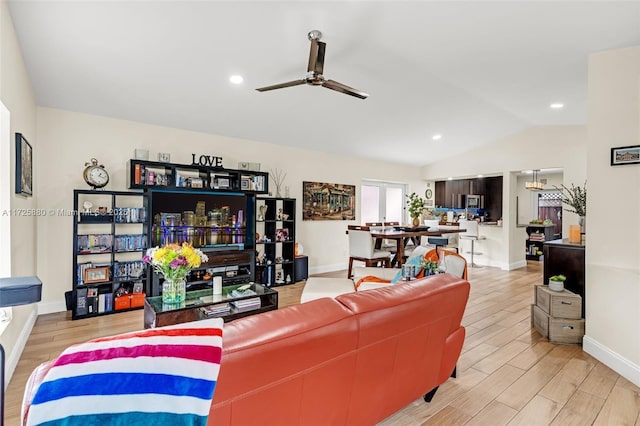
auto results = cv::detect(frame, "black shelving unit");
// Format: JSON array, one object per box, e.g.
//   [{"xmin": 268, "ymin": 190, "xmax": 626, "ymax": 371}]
[
  {"xmin": 72, "ymin": 189, "xmax": 148, "ymax": 320},
  {"xmin": 127, "ymin": 159, "xmax": 269, "ymax": 194},
  {"xmin": 525, "ymin": 224, "xmax": 555, "ymax": 261},
  {"xmin": 255, "ymin": 197, "xmax": 297, "ymax": 287}
]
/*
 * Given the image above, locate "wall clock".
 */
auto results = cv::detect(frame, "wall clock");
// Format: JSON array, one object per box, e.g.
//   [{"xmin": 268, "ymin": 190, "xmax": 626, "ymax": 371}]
[
  {"xmin": 83, "ymin": 158, "xmax": 109, "ymax": 190},
  {"xmin": 425, "ymin": 189, "xmax": 433, "ymax": 199}
]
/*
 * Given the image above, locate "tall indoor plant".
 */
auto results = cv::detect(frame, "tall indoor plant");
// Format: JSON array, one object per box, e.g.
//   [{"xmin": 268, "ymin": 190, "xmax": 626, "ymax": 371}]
[
  {"xmin": 406, "ymin": 192, "xmax": 425, "ymax": 227},
  {"xmin": 556, "ymin": 181, "xmax": 587, "ymax": 233}
]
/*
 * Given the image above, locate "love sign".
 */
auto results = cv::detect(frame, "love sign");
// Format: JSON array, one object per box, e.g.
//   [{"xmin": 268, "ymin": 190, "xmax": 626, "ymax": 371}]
[{"xmin": 191, "ymin": 154, "xmax": 223, "ymax": 168}]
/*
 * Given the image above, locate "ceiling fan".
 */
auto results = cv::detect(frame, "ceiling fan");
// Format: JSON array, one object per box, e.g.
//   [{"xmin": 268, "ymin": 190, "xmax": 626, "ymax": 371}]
[{"xmin": 256, "ymin": 30, "xmax": 369, "ymax": 100}]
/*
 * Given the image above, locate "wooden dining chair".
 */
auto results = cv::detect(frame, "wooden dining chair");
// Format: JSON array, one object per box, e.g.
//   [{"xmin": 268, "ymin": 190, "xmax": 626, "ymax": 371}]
[{"xmin": 347, "ymin": 225, "xmax": 392, "ymax": 278}]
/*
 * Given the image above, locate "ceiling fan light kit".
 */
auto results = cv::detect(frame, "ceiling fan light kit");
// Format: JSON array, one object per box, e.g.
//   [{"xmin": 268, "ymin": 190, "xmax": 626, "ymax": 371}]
[{"xmin": 256, "ymin": 30, "xmax": 369, "ymax": 99}]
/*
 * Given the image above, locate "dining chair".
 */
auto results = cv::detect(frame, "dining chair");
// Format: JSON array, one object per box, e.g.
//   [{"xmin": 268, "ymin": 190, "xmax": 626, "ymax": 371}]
[
  {"xmin": 439, "ymin": 250, "xmax": 468, "ymax": 280},
  {"xmin": 347, "ymin": 225, "xmax": 392, "ymax": 278}
]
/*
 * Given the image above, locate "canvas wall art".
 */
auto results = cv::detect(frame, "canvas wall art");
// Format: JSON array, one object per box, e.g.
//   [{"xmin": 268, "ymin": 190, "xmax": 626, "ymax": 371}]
[{"xmin": 302, "ymin": 181, "xmax": 356, "ymax": 221}]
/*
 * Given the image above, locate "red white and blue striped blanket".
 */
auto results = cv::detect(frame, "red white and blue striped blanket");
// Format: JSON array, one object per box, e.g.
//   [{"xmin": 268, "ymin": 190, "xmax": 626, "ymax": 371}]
[{"xmin": 26, "ymin": 318, "xmax": 223, "ymax": 426}]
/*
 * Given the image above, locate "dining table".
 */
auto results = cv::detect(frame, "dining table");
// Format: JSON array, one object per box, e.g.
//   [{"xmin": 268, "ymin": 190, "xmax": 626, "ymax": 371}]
[{"xmin": 369, "ymin": 226, "xmax": 467, "ymax": 267}]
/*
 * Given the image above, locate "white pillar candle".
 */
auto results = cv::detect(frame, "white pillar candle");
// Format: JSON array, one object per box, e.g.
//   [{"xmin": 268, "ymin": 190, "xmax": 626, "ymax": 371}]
[{"xmin": 213, "ymin": 276, "xmax": 222, "ymax": 295}]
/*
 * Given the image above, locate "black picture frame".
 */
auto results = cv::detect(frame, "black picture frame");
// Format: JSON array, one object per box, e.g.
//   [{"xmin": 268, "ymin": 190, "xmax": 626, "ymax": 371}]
[
  {"xmin": 611, "ymin": 145, "xmax": 640, "ymax": 166},
  {"xmin": 15, "ymin": 132, "xmax": 33, "ymax": 196}
]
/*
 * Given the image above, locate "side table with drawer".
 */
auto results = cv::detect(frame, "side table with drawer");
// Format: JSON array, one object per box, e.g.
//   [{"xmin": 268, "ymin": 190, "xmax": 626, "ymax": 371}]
[{"xmin": 531, "ymin": 285, "xmax": 584, "ymax": 344}]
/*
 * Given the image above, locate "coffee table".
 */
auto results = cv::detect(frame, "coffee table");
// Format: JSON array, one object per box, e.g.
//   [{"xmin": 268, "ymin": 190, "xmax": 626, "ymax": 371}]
[{"xmin": 144, "ymin": 283, "xmax": 278, "ymax": 328}]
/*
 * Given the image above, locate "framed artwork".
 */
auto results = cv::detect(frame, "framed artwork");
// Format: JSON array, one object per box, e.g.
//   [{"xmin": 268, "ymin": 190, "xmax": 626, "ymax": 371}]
[
  {"xmin": 302, "ymin": 181, "xmax": 356, "ymax": 221},
  {"xmin": 133, "ymin": 282, "xmax": 144, "ymax": 294},
  {"xmin": 240, "ymin": 178, "xmax": 251, "ymax": 190},
  {"xmin": 15, "ymin": 132, "xmax": 33, "ymax": 196},
  {"xmin": 611, "ymin": 145, "xmax": 640, "ymax": 166},
  {"xmin": 275, "ymin": 228, "xmax": 289, "ymax": 242},
  {"xmin": 84, "ymin": 266, "xmax": 110, "ymax": 284}
]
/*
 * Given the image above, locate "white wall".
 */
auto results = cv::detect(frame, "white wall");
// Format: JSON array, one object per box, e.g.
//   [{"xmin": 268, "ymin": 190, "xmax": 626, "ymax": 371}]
[
  {"xmin": 422, "ymin": 126, "xmax": 586, "ymax": 269},
  {"xmin": 0, "ymin": 0, "xmax": 39, "ymax": 388},
  {"xmin": 583, "ymin": 46, "xmax": 640, "ymax": 386},
  {"xmin": 35, "ymin": 107, "xmax": 425, "ymax": 312}
]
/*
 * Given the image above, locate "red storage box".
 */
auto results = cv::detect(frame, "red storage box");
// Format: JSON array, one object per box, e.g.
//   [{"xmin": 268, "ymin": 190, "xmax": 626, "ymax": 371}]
[
  {"xmin": 130, "ymin": 293, "xmax": 145, "ymax": 308},
  {"xmin": 114, "ymin": 296, "xmax": 131, "ymax": 310}
]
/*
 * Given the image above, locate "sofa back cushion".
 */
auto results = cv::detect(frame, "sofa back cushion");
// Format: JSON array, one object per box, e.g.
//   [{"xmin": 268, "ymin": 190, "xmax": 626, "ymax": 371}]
[
  {"xmin": 211, "ymin": 297, "xmax": 358, "ymax": 425},
  {"xmin": 335, "ymin": 274, "xmax": 470, "ymax": 424}
]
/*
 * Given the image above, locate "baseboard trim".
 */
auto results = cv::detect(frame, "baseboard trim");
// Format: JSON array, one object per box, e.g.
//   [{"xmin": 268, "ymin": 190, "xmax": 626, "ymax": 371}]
[
  {"xmin": 37, "ymin": 300, "xmax": 67, "ymax": 315},
  {"xmin": 5, "ymin": 308, "xmax": 37, "ymax": 388},
  {"xmin": 309, "ymin": 263, "xmax": 347, "ymax": 276},
  {"xmin": 583, "ymin": 335, "xmax": 640, "ymax": 388},
  {"xmin": 508, "ymin": 260, "xmax": 527, "ymax": 270}
]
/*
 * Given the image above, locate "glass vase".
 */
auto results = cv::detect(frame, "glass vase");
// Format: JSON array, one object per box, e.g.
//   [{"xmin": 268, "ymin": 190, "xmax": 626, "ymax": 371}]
[{"xmin": 162, "ymin": 277, "xmax": 186, "ymax": 304}]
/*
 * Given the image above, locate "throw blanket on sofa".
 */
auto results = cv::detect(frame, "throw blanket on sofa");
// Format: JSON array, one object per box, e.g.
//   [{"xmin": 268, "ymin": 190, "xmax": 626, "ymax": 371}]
[{"xmin": 26, "ymin": 318, "xmax": 223, "ymax": 426}]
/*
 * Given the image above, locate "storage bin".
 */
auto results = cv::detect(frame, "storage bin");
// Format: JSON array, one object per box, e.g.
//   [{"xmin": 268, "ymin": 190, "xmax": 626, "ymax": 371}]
[
  {"xmin": 114, "ymin": 296, "xmax": 131, "ymax": 310},
  {"xmin": 130, "ymin": 293, "xmax": 146, "ymax": 308},
  {"xmin": 535, "ymin": 285, "xmax": 582, "ymax": 319},
  {"xmin": 531, "ymin": 304, "xmax": 584, "ymax": 344}
]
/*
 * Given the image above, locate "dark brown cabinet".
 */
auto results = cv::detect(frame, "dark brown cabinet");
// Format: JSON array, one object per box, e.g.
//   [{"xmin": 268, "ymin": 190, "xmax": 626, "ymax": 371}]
[
  {"xmin": 543, "ymin": 239, "xmax": 585, "ymax": 318},
  {"xmin": 434, "ymin": 176, "xmax": 502, "ymax": 220}
]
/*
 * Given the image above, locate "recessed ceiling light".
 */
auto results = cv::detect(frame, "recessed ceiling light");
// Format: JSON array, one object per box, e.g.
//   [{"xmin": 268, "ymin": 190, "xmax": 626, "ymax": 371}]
[
  {"xmin": 447, "ymin": 177, "xmax": 453, "ymax": 180},
  {"xmin": 229, "ymin": 75, "xmax": 244, "ymax": 84},
  {"xmin": 550, "ymin": 103, "xmax": 564, "ymax": 109},
  {"xmin": 477, "ymin": 174, "xmax": 483, "ymax": 178},
  {"xmin": 432, "ymin": 134, "xmax": 442, "ymax": 140}
]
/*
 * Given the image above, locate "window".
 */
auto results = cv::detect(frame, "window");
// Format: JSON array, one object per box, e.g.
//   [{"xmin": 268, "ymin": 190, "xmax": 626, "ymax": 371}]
[{"xmin": 361, "ymin": 180, "xmax": 406, "ymax": 224}]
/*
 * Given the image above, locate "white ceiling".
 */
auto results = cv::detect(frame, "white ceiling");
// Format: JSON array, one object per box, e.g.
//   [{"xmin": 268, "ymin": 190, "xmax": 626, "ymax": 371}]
[{"xmin": 8, "ymin": 1, "xmax": 640, "ymax": 166}]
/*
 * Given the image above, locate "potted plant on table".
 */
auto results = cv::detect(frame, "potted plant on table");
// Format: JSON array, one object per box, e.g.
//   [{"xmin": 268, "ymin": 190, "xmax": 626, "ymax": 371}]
[
  {"xmin": 556, "ymin": 181, "xmax": 587, "ymax": 233},
  {"xmin": 406, "ymin": 192, "xmax": 425, "ymax": 227},
  {"xmin": 421, "ymin": 259, "xmax": 440, "ymax": 276},
  {"xmin": 548, "ymin": 274, "xmax": 566, "ymax": 292}
]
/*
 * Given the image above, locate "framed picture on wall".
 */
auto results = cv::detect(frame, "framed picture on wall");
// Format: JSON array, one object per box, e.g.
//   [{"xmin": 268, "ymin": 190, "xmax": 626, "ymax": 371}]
[
  {"xmin": 611, "ymin": 145, "xmax": 640, "ymax": 166},
  {"xmin": 15, "ymin": 132, "xmax": 33, "ymax": 196}
]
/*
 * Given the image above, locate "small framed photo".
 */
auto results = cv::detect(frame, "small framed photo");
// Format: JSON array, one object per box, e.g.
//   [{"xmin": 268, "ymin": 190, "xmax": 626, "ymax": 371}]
[
  {"xmin": 132, "ymin": 282, "xmax": 144, "ymax": 294},
  {"xmin": 84, "ymin": 266, "xmax": 110, "ymax": 284},
  {"xmin": 241, "ymin": 178, "xmax": 251, "ymax": 190},
  {"xmin": 275, "ymin": 228, "xmax": 289, "ymax": 242},
  {"xmin": 158, "ymin": 152, "xmax": 171, "ymax": 162},
  {"xmin": 217, "ymin": 177, "xmax": 230, "ymax": 188},
  {"xmin": 611, "ymin": 145, "xmax": 640, "ymax": 166}
]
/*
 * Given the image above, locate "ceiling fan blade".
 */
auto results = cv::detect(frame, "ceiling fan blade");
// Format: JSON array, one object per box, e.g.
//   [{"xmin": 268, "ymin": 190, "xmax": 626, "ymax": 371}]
[
  {"xmin": 323, "ymin": 79, "xmax": 369, "ymax": 99},
  {"xmin": 307, "ymin": 40, "xmax": 326, "ymax": 75},
  {"xmin": 256, "ymin": 79, "xmax": 306, "ymax": 92}
]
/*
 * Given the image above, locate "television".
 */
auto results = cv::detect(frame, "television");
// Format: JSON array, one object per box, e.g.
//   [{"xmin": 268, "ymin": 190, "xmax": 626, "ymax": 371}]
[{"xmin": 148, "ymin": 189, "xmax": 255, "ymax": 252}]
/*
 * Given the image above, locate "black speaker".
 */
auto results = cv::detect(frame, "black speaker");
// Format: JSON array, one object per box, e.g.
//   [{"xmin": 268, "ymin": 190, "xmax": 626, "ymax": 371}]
[{"xmin": 294, "ymin": 256, "xmax": 308, "ymax": 282}]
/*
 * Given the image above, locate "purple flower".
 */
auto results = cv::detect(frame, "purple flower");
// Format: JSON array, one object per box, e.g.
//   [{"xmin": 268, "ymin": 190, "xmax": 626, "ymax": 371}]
[
  {"xmin": 170, "ymin": 256, "xmax": 188, "ymax": 268},
  {"xmin": 142, "ymin": 255, "xmax": 151, "ymax": 264}
]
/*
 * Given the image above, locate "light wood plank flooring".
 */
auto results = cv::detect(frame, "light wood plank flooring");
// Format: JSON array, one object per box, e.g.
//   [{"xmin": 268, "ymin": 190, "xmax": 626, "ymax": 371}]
[{"xmin": 5, "ymin": 262, "xmax": 640, "ymax": 425}]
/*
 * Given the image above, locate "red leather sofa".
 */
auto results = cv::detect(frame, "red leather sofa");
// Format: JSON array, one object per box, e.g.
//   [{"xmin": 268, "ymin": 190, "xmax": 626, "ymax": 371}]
[{"xmin": 22, "ymin": 273, "xmax": 469, "ymax": 425}]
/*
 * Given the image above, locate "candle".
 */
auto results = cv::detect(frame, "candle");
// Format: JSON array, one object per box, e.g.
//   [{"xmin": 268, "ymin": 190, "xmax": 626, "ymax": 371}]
[
  {"xmin": 569, "ymin": 225, "xmax": 581, "ymax": 243},
  {"xmin": 213, "ymin": 276, "xmax": 222, "ymax": 295}
]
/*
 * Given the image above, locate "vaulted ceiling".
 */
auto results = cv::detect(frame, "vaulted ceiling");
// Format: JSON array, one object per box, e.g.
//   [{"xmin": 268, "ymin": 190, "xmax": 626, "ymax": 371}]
[{"xmin": 8, "ymin": 1, "xmax": 640, "ymax": 166}]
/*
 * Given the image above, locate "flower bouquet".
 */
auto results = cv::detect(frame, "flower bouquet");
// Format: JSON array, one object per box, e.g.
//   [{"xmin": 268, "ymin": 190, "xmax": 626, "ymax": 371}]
[{"xmin": 143, "ymin": 242, "xmax": 209, "ymax": 303}]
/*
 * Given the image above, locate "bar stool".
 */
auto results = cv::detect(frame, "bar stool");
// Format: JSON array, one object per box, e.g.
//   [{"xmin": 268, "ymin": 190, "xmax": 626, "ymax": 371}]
[{"xmin": 458, "ymin": 219, "xmax": 484, "ymax": 267}]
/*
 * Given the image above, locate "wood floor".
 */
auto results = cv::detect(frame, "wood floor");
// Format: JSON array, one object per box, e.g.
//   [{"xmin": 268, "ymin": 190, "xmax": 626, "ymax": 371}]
[{"xmin": 5, "ymin": 262, "xmax": 640, "ymax": 425}]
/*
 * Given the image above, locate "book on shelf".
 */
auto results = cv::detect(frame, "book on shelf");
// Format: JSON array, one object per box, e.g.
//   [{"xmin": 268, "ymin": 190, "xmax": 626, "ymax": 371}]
[
  {"xmin": 200, "ymin": 303, "xmax": 231, "ymax": 317},
  {"xmin": 231, "ymin": 298, "xmax": 261, "ymax": 311}
]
